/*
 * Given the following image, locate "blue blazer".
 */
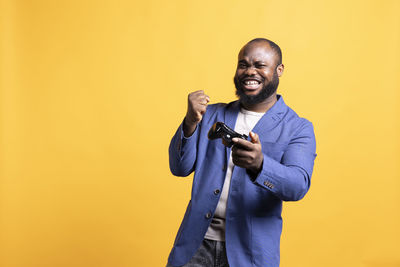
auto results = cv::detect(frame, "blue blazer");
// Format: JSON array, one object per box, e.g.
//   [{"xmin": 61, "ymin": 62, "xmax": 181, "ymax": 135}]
[{"xmin": 167, "ymin": 96, "xmax": 316, "ymax": 267}]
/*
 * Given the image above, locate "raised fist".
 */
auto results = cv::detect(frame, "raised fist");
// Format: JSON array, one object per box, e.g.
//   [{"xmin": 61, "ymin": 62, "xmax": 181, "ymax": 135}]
[{"xmin": 183, "ymin": 90, "xmax": 210, "ymax": 137}]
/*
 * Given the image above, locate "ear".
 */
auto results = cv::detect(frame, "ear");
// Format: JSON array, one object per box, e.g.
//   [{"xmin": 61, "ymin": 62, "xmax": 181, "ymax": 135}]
[{"xmin": 276, "ymin": 64, "xmax": 284, "ymax": 77}]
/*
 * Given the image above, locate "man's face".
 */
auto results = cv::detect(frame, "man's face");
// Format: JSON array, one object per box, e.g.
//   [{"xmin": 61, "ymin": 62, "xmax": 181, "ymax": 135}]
[{"xmin": 234, "ymin": 42, "xmax": 281, "ymax": 105}]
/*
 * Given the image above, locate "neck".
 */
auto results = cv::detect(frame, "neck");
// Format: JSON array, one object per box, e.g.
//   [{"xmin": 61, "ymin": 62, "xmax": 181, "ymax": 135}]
[{"xmin": 240, "ymin": 93, "xmax": 278, "ymax": 113}]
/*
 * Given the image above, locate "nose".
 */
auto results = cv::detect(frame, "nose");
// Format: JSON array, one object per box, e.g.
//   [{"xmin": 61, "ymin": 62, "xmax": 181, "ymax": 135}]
[{"xmin": 245, "ymin": 66, "xmax": 257, "ymax": 76}]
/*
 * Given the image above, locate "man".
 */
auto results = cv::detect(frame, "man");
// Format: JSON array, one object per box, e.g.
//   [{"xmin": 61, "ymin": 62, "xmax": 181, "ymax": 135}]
[{"xmin": 166, "ymin": 38, "xmax": 317, "ymax": 267}]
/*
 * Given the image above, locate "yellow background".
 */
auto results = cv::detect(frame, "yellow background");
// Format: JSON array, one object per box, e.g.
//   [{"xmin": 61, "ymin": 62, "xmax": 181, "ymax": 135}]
[{"xmin": 1, "ymin": 0, "xmax": 399, "ymax": 266}]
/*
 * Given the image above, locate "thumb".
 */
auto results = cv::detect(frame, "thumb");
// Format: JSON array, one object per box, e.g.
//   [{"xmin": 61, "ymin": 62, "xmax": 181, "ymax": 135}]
[{"xmin": 249, "ymin": 131, "xmax": 260, "ymax": 144}]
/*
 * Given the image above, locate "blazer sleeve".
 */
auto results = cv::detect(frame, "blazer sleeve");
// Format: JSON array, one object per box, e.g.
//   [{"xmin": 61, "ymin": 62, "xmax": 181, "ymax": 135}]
[
  {"xmin": 252, "ymin": 119, "xmax": 317, "ymax": 201},
  {"xmin": 168, "ymin": 119, "xmax": 201, "ymax": 177}
]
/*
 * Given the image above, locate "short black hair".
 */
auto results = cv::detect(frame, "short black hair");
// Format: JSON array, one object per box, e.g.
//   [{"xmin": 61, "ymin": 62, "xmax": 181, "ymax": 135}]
[{"xmin": 247, "ymin": 38, "xmax": 282, "ymax": 66}]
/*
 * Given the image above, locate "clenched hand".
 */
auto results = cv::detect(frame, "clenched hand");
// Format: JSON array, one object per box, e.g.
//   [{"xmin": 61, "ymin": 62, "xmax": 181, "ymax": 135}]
[{"xmin": 183, "ymin": 90, "xmax": 210, "ymax": 137}]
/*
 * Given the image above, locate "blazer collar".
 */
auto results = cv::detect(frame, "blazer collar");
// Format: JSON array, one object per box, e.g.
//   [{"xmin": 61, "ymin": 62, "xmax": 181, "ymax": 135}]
[{"xmin": 224, "ymin": 94, "xmax": 287, "ymax": 132}]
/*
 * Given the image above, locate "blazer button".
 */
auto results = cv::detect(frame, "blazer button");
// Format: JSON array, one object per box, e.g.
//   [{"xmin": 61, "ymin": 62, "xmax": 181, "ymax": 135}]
[
  {"xmin": 205, "ymin": 213, "xmax": 212, "ymax": 219},
  {"xmin": 264, "ymin": 181, "xmax": 274, "ymax": 189},
  {"xmin": 214, "ymin": 189, "xmax": 220, "ymax": 195}
]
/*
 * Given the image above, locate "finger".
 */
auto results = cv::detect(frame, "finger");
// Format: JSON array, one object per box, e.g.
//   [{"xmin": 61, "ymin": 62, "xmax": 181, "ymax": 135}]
[
  {"xmin": 199, "ymin": 99, "xmax": 209, "ymax": 106},
  {"xmin": 232, "ymin": 148, "xmax": 252, "ymax": 159},
  {"xmin": 198, "ymin": 105, "xmax": 207, "ymax": 115},
  {"xmin": 194, "ymin": 90, "xmax": 209, "ymax": 99},
  {"xmin": 192, "ymin": 90, "xmax": 204, "ymax": 95},
  {"xmin": 189, "ymin": 91, "xmax": 203, "ymax": 99},
  {"xmin": 249, "ymin": 132, "xmax": 260, "ymax": 144},
  {"xmin": 196, "ymin": 94, "xmax": 210, "ymax": 105},
  {"xmin": 199, "ymin": 94, "xmax": 210, "ymax": 100},
  {"xmin": 231, "ymin": 155, "xmax": 248, "ymax": 168},
  {"xmin": 232, "ymin": 137, "xmax": 253, "ymax": 150},
  {"xmin": 232, "ymin": 158, "xmax": 242, "ymax": 167}
]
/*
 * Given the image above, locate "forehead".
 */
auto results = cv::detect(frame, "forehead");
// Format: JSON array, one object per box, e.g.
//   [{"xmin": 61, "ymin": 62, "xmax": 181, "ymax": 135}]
[{"xmin": 238, "ymin": 42, "xmax": 277, "ymax": 63}]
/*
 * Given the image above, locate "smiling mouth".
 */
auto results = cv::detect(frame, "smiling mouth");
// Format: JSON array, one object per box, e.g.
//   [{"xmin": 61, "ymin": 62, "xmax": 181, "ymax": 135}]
[{"xmin": 242, "ymin": 79, "xmax": 261, "ymax": 90}]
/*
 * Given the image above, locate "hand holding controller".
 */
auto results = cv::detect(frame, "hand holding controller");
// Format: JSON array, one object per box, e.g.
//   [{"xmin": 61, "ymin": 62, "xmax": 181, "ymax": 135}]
[{"xmin": 208, "ymin": 122, "xmax": 248, "ymax": 147}]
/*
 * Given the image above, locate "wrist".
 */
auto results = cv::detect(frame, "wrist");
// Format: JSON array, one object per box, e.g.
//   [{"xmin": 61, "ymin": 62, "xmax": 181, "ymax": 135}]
[
  {"xmin": 184, "ymin": 114, "xmax": 199, "ymax": 126},
  {"xmin": 250, "ymin": 158, "xmax": 263, "ymax": 175},
  {"xmin": 183, "ymin": 117, "xmax": 198, "ymax": 137}
]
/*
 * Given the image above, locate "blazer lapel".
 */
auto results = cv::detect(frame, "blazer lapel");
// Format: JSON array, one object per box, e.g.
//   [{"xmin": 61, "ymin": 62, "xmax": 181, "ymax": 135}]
[{"xmin": 251, "ymin": 95, "xmax": 288, "ymax": 141}]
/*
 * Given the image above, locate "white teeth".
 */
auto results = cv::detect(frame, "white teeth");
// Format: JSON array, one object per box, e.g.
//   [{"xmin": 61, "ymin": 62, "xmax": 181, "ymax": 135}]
[{"xmin": 244, "ymin": 80, "xmax": 259, "ymax": 85}]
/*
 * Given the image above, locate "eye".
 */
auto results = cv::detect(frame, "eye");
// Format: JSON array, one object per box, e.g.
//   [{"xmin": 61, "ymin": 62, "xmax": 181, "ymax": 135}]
[
  {"xmin": 255, "ymin": 63, "xmax": 267, "ymax": 68},
  {"xmin": 238, "ymin": 63, "xmax": 247, "ymax": 69}
]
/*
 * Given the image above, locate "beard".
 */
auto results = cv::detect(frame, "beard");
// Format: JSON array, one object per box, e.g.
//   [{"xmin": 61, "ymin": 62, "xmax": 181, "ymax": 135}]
[{"xmin": 234, "ymin": 71, "xmax": 279, "ymax": 106}]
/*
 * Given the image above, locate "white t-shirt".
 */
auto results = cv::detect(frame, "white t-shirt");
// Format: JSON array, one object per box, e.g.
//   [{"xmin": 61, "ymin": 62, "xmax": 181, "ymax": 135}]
[{"xmin": 204, "ymin": 108, "xmax": 265, "ymax": 241}]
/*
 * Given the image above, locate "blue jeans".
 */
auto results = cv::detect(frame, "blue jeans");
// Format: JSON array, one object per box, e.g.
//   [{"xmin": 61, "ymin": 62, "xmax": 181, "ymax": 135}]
[{"xmin": 167, "ymin": 239, "xmax": 229, "ymax": 267}]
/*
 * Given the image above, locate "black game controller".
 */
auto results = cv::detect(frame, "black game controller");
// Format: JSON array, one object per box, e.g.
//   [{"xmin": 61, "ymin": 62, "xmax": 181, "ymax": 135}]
[{"xmin": 208, "ymin": 122, "xmax": 248, "ymax": 148}]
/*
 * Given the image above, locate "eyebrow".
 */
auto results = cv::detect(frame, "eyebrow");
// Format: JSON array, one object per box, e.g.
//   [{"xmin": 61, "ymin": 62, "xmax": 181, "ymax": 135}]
[{"xmin": 238, "ymin": 59, "xmax": 267, "ymax": 65}]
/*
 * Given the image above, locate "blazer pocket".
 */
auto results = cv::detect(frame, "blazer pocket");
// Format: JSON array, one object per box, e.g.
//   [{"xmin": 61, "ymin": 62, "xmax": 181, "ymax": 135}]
[{"xmin": 261, "ymin": 141, "xmax": 288, "ymax": 162}]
